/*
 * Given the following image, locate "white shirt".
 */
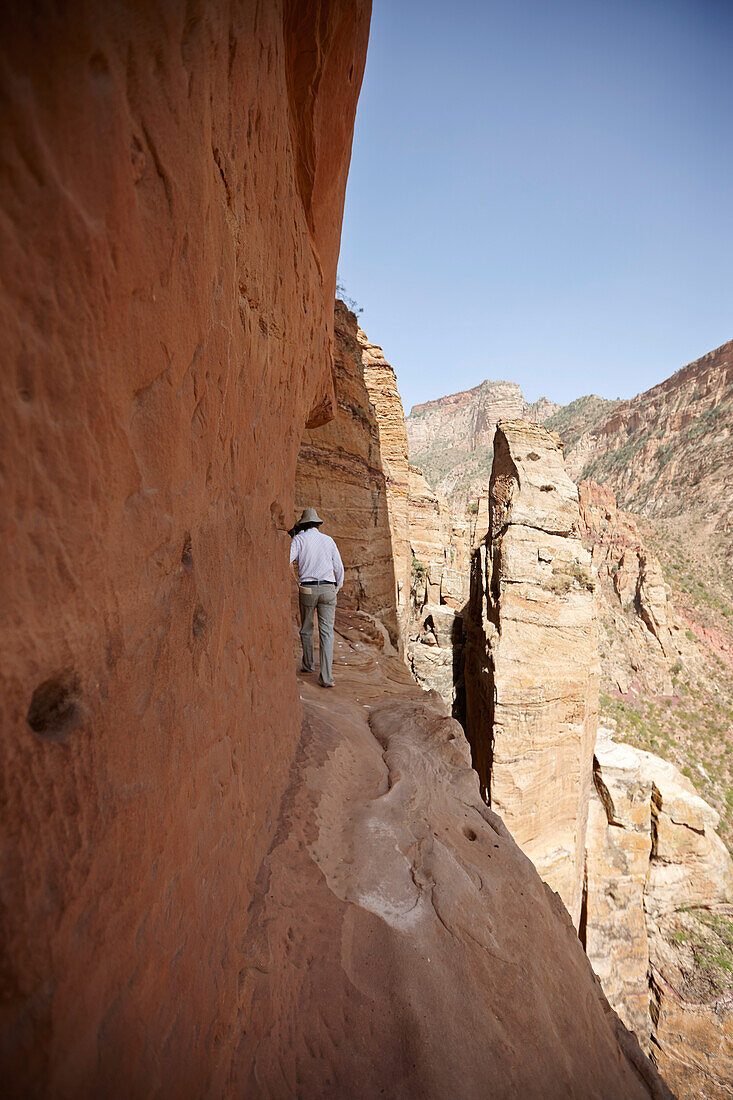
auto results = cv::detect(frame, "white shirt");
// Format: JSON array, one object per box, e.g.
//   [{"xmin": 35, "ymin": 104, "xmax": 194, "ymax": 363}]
[{"xmin": 289, "ymin": 527, "xmax": 344, "ymax": 590}]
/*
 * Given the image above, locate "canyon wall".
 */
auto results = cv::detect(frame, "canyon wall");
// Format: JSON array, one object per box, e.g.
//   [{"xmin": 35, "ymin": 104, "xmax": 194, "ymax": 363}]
[
  {"xmin": 586, "ymin": 730, "xmax": 733, "ymax": 1098},
  {"xmin": 0, "ymin": 2, "xmax": 370, "ymax": 1092},
  {"xmin": 565, "ymin": 339, "xmax": 733, "ymax": 528},
  {"xmin": 464, "ymin": 420, "xmax": 600, "ymax": 926},
  {"xmin": 360, "ymin": 325, "xmax": 413, "ymax": 643},
  {"xmin": 290, "ymin": 310, "xmax": 694, "ymax": 1095},
  {"xmin": 579, "ymin": 480, "xmax": 680, "ymax": 697},
  {"xmin": 296, "ymin": 311, "xmax": 471, "ymax": 700},
  {"xmin": 295, "ymin": 300, "xmax": 399, "ymax": 642}
]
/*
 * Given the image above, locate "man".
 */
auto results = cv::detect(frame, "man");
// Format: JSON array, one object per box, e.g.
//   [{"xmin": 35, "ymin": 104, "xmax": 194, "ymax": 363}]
[{"xmin": 289, "ymin": 507, "xmax": 344, "ymax": 688}]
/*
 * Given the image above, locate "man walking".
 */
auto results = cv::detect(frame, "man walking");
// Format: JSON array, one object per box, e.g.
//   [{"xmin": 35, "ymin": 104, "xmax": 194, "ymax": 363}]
[{"xmin": 289, "ymin": 507, "xmax": 344, "ymax": 688}]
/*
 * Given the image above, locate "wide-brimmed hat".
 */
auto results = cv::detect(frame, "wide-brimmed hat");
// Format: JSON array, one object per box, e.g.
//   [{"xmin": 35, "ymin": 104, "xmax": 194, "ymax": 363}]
[{"xmin": 298, "ymin": 507, "xmax": 323, "ymax": 526}]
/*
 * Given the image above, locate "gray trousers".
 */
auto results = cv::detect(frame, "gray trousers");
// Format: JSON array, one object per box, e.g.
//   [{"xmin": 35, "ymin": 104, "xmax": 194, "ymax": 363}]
[{"xmin": 298, "ymin": 584, "xmax": 338, "ymax": 686}]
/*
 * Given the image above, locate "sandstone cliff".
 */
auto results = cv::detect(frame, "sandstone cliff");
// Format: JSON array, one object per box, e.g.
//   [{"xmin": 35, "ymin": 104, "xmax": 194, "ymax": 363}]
[
  {"xmin": 464, "ymin": 420, "xmax": 600, "ymax": 925},
  {"xmin": 560, "ymin": 341, "xmax": 733, "ymax": 688},
  {"xmin": 0, "ymin": 2, "xmax": 370, "ymax": 1091},
  {"xmin": 564, "ymin": 340, "xmax": 732, "ymax": 527},
  {"xmin": 586, "ymin": 729, "xmax": 733, "ymax": 1098},
  {"xmin": 360, "ymin": 325, "xmax": 413, "ymax": 644},
  {"xmin": 295, "ymin": 300, "xmax": 400, "ymax": 642},
  {"xmin": 579, "ymin": 480, "xmax": 680, "ymax": 696},
  {"xmin": 0, "ymin": 5, "xmax": 704, "ymax": 1096},
  {"xmin": 406, "ymin": 379, "xmax": 558, "ymax": 503}
]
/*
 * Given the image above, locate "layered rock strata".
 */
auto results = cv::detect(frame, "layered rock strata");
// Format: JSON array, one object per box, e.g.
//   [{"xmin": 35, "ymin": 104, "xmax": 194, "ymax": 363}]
[
  {"xmin": 360, "ymin": 325, "xmax": 413, "ymax": 644},
  {"xmin": 464, "ymin": 420, "xmax": 600, "ymax": 926},
  {"xmin": 295, "ymin": 300, "xmax": 399, "ymax": 642},
  {"xmin": 0, "ymin": 2, "xmax": 370, "ymax": 1091},
  {"xmin": 234, "ymin": 602, "xmax": 673, "ymax": 1098},
  {"xmin": 565, "ymin": 340, "xmax": 733, "ymax": 531},
  {"xmin": 296, "ymin": 310, "xmax": 472, "ymax": 705},
  {"xmin": 586, "ymin": 729, "xmax": 733, "ymax": 1098}
]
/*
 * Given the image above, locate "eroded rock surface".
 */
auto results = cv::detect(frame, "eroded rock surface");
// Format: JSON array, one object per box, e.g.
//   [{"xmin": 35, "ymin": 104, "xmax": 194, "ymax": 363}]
[
  {"xmin": 295, "ymin": 300, "xmax": 399, "ymax": 641},
  {"xmin": 0, "ymin": 2, "xmax": 370, "ymax": 1091},
  {"xmin": 465, "ymin": 420, "xmax": 599, "ymax": 925},
  {"xmin": 586, "ymin": 729, "xmax": 733, "ymax": 1098},
  {"xmin": 360, "ymin": 325, "xmax": 413, "ymax": 645},
  {"xmin": 579, "ymin": 480, "xmax": 680, "ymax": 696},
  {"xmin": 233, "ymin": 604, "xmax": 672, "ymax": 1099},
  {"xmin": 565, "ymin": 340, "xmax": 733, "ymax": 529}
]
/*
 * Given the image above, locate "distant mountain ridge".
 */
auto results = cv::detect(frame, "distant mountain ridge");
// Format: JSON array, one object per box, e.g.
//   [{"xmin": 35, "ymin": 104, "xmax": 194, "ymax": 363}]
[
  {"xmin": 562, "ymin": 339, "xmax": 732, "ymax": 528},
  {"xmin": 406, "ymin": 341, "xmax": 732, "ymax": 538},
  {"xmin": 406, "ymin": 379, "xmax": 561, "ymax": 500}
]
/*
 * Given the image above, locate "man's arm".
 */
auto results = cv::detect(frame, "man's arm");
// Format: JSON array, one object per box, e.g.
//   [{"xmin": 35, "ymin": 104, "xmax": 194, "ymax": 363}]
[
  {"xmin": 289, "ymin": 532, "xmax": 300, "ymax": 568},
  {"xmin": 332, "ymin": 540, "xmax": 344, "ymax": 591}
]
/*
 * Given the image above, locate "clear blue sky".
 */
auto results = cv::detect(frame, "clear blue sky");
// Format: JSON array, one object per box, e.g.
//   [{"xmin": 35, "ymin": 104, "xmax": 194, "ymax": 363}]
[{"xmin": 337, "ymin": 0, "xmax": 733, "ymax": 414}]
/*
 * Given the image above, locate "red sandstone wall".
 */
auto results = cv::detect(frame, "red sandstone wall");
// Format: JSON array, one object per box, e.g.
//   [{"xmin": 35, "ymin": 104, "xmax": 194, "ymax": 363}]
[{"xmin": 0, "ymin": 1, "xmax": 369, "ymax": 1092}]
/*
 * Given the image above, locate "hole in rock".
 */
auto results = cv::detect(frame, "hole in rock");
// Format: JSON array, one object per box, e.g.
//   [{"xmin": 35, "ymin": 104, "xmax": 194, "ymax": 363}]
[
  {"xmin": 527, "ymin": 452, "xmax": 540, "ymax": 460},
  {"xmin": 89, "ymin": 51, "xmax": 109, "ymax": 77},
  {"xmin": 181, "ymin": 533, "xmax": 193, "ymax": 570},
  {"xmin": 540, "ymin": 484, "xmax": 555, "ymax": 492},
  {"xmin": 27, "ymin": 673, "xmax": 83, "ymax": 740},
  {"xmin": 462, "ymin": 825, "xmax": 477, "ymax": 842},
  {"xmin": 192, "ymin": 604, "xmax": 208, "ymax": 638}
]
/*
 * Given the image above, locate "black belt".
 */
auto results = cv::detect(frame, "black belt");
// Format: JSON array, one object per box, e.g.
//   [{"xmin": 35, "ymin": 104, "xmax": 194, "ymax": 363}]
[{"xmin": 300, "ymin": 580, "xmax": 336, "ymax": 586}]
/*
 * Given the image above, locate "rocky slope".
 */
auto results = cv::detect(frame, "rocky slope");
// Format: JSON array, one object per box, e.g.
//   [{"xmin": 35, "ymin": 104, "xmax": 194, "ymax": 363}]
[
  {"xmin": 562, "ymin": 340, "xmax": 733, "ymax": 694},
  {"xmin": 563, "ymin": 340, "xmax": 733, "ymax": 528},
  {"xmin": 406, "ymin": 379, "xmax": 558, "ymax": 503},
  {"xmin": 580, "ymin": 479, "xmax": 733, "ymax": 853},
  {"xmin": 464, "ymin": 421, "xmax": 599, "ymax": 926},
  {"xmin": 0, "ymin": 2, "xmax": 370, "ymax": 1091}
]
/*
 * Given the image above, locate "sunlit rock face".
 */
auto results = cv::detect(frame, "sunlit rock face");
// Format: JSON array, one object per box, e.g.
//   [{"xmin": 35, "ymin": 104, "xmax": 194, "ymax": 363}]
[
  {"xmin": 464, "ymin": 420, "xmax": 600, "ymax": 927},
  {"xmin": 0, "ymin": 1, "xmax": 370, "ymax": 1091},
  {"xmin": 564, "ymin": 340, "xmax": 733, "ymax": 530},
  {"xmin": 360, "ymin": 325, "xmax": 413, "ymax": 646},
  {"xmin": 586, "ymin": 729, "xmax": 733, "ymax": 1099},
  {"xmin": 579, "ymin": 480, "xmax": 680, "ymax": 697}
]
